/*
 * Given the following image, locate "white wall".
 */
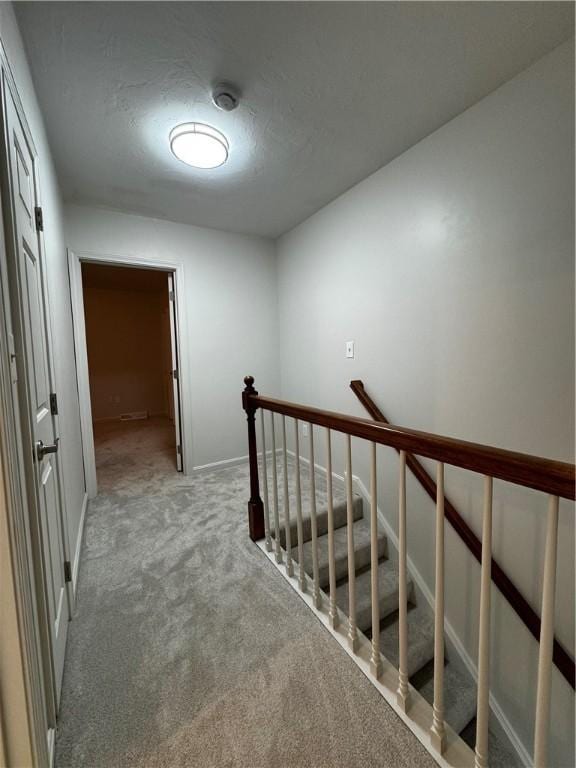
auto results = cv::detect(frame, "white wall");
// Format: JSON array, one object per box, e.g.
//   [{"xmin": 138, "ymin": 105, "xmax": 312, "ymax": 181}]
[
  {"xmin": 0, "ymin": 5, "xmax": 86, "ymax": 589},
  {"xmin": 276, "ymin": 40, "xmax": 574, "ymax": 765},
  {"xmin": 65, "ymin": 204, "xmax": 279, "ymax": 469}
]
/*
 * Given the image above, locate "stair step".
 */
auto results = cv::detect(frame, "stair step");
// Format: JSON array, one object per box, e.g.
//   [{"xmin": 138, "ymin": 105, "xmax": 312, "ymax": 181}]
[
  {"xmin": 336, "ymin": 560, "xmax": 411, "ymax": 633},
  {"xmin": 272, "ymin": 495, "xmax": 363, "ymax": 547},
  {"xmin": 379, "ymin": 604, "xmax": 436, "ymax": 678},
  {"xmin": 419, "ymin": 662, "xmax": 477, "ymax": 735},
  {"xmin": 294, "ymin": 518, "xmax": 387, "ymax": 588},
  {"xmin": 460, "ymin": 718, "xmax": 524, "ymax": 768},
  {"xmin": 486, "ymin": 727, "xmax": 524, "ymax": 768}
]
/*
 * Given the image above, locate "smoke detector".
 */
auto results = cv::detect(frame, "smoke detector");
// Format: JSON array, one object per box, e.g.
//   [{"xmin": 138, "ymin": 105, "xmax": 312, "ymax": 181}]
[{"xmin": 212, "ymin": 83, "xmax": 239, "ymax": 112}]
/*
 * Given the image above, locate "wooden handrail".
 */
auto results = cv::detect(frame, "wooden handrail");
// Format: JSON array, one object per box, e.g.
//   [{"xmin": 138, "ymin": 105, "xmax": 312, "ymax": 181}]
[
  {"xmin": 349, "ymin": 379, "xmax": 575, "ymax": 690},
  {"xmin": 247, "ymin": 392, "xmax": 575, "ymax": 500},
  {"xmin": 242, "ymin": 376, "xmax": 575, "ymax": 686}
]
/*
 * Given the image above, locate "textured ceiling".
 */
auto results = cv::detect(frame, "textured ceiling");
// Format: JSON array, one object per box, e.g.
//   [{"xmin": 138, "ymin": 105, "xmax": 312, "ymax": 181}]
[{"xmin": 16, "ymin": 2, "xmax": 573, "ymax": 238}]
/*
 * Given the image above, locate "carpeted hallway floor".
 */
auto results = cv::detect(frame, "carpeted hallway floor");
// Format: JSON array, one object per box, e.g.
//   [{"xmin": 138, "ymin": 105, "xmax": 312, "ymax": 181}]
[{"xmin": 54, "ymin": 419, "xmax": 435, "ymax": 768}]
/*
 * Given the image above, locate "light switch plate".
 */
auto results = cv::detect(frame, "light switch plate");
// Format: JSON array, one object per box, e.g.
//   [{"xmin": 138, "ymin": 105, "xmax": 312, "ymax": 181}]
[{"xmin": 346, "ymin": 340, "xmax": 355, "ymax": 359}]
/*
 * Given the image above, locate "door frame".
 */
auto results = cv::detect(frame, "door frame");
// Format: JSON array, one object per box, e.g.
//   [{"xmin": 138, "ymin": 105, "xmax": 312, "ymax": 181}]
[{"xmin": 68, "ymin": 249, "xmax": 191, "ymax": 497}]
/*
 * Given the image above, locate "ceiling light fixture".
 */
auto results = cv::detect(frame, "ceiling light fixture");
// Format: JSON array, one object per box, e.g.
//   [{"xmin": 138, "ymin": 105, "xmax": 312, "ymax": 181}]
[{"xmin": 169, "ymin": 123, "xmax": 229, "ymax": 169}]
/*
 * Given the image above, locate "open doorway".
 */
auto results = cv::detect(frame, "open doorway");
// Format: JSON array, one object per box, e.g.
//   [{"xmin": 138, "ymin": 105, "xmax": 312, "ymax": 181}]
[{"xmin": 78, "ymin": 262, "xmax": 183, "ymax": 493}]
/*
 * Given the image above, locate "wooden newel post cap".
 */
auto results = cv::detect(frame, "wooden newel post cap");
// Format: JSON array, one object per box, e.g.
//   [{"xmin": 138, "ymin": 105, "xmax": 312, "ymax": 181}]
[{"xmin": 242, "ymin": 375, "xmax": 258, "ymax": 411}]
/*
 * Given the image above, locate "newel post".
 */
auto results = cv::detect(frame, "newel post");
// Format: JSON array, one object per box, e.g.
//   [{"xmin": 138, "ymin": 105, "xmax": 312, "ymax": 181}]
[{"xmin": 242, "ymin": 376, "xmax": 265, "ymax": 541}]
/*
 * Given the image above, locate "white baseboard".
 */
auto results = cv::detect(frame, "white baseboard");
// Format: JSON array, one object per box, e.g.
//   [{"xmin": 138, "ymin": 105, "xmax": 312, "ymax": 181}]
[
  {"xmin": 351, "ymin": 473, "xmax": 532, "ymax": 768},
  {"xmin": 192, "ymin": 454, "xmax": 249, "ymax": 473},
  {"xmin": 93, "ymin": 414, "xmax": 130, "ymax": 423},
  {"xmin": 286, "ymin": 448, "xmax": 346, "ymax": 485},
  {"xmin": 92, "ymin": 410, "xmax": 168, "ymax": 424},
  {"xmin": 47, "ymin": 726, "xmax": 55, "ymax": 768},
  {"xmin": 71, "ymin": 492, "xmax": 88, "ymax": 604},
  {"xmin": 192, "ymin": 449, "xmax": 284, "ymax": 475}
]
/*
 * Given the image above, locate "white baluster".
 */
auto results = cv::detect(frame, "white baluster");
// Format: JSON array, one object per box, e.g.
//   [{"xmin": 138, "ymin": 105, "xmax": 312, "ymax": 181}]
[
  {"xmin": 533, "ymin": 495, "xmax": 559, "ymax": 768},
  {"xmin": 308, "ymin": 424, "xmax": 321, "ymax": 608},
  {"xmin": 431, "ymin": 462, "xmax": 446, "ymax": 753},
  {"xmin": 270, "ymin": 412, "xmax": 282, "ymax": 564},
  {"xmin": 397, "ymin": 450, "xmax": 410, "ymax": 710},
  {"xmin": 281, "ymin": 416, "xmax": 293, "ymax": 577},
  {"xmin": 475, "ymin": 476, "xmax": 493, "ymax": 768},
  {"xmin": 260, "ymin": 410, "xmax": 272, "ymax": 552},
  {"xmin": 326, "ymin": 428, "xmax": 338, "ymax": 628},
  {"xmin": 346, "ymin": 435, "xmax": 358, "ymax": 652},
  {"xmin": 370, "ymin": 442, "xmax": 382, "ymax": 677},
  {"xmin": 294, "ymin": 419, "xmax": 306, "ymax": 592}
]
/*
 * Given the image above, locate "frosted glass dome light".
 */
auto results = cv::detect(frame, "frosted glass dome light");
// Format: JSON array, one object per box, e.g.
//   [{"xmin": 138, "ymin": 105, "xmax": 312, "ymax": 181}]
[{"xmin": 169, "ymin": 123, "xmax": 229, "ymax": 169}]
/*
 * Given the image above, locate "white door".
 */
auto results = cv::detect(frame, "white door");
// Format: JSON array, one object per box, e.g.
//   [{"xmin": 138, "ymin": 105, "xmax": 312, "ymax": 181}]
[
  {"xmin": 167, "ymin": 273, "xmax": 183, "ymax": 471},
  {"xmin": 2, "ymin": 80, "xmax": 69, "ymax": 700}
]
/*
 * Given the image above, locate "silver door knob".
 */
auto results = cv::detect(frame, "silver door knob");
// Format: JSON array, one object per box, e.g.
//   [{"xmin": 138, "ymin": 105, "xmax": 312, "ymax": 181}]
[{"xmin": 35, "ymin": 438, "xmax": 59, "ymax": 461}]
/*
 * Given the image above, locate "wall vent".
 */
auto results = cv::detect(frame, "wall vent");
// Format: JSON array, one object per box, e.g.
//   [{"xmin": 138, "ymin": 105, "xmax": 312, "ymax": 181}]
[{"xmin": 119, "ymin": 411, "xmax": 148, "ymax": 421}]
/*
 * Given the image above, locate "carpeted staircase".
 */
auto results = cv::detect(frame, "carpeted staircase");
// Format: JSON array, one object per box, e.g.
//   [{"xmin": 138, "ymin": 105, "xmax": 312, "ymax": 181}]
[{"xmin": 268, "ymin": 459, "xmax": 523, "ymax": 768}]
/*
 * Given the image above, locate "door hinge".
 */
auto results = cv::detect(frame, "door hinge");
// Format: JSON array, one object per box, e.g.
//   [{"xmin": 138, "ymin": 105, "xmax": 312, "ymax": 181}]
[
  {"xmin": 34, "ymin": 206, "xmax": 44, "ymax": 232},
  {"xmin": 50, "ymin": 392, "xmax": 58, "ymax": 415},
  {"xmin": 64, "ymin": 560, "xmax": 72, "ymax": 583},
  {"xmin": 177, "ymin": 444, "xmax": 182, "ymax": 455},
  {"xmin": 169, "ymin": 290, "xmax": 175, "ymax": 302},
  {"xmin": 173, "ymin": 369, "xmax": 178, "ymax": 380},
  {"xmin": 8, "ymin": 333, "xmax": 17, "ymax": 384}
]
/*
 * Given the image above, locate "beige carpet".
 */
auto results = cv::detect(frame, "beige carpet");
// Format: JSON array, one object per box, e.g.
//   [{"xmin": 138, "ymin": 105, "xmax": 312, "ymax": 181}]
[{"xmin": 55, "ymin": 418, "xmax": 436, "ymax": 768}]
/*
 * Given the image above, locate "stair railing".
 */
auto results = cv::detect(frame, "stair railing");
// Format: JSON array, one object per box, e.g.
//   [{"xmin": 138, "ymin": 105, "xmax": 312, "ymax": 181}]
[
  {"xmin": 242, "ymin": 376, "xmax": 575, "ymax": 768},
  {"xmin": 350, "ymin": 378, "xmax": 575, "ymax": 692}
]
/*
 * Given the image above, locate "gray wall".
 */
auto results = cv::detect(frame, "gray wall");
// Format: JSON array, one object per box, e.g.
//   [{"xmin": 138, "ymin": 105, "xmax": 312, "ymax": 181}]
[{"xmin": 276, "ymin": 40, "xmax": 574, "ymax": 764}]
